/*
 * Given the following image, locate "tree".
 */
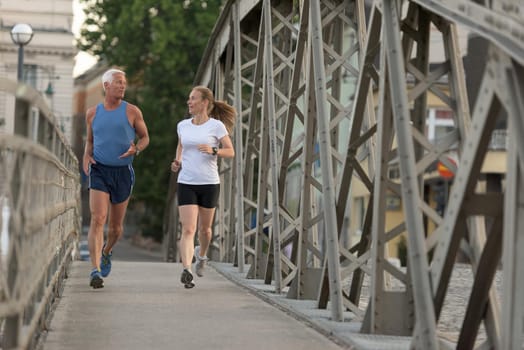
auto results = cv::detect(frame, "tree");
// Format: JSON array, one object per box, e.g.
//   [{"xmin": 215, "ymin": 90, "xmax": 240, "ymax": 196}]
[{"xmin": 78, "ymin": 0, "xmax": 224, "ymax": 241}]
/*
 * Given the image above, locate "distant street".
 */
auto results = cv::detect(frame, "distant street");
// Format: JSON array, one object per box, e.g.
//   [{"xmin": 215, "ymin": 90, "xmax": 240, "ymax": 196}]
[{"xmin": 111, "ymin": 237, "xmax": 164, "ymax": 262}]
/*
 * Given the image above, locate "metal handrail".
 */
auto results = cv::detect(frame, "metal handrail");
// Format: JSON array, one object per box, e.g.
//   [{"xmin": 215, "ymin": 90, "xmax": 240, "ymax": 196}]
[{"xmin": 0, "ymin": 78, "xmax": 81, "ymax": 349}]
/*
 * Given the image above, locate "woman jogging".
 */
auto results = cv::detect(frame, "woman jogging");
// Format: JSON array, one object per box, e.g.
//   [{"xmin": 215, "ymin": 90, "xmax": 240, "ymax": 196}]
[{"xmin": 170, "ymin": 86, "xmax": 235, "ymax": 288}]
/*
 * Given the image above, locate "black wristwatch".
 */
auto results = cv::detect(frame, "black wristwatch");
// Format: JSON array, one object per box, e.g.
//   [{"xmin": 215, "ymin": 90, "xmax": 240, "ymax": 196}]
[{"xmin": 212, "ymin": 147, "xmax": 218, "ymax": 156}]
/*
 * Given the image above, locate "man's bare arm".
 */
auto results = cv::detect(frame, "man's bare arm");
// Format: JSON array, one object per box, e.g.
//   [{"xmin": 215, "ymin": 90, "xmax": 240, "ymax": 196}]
[{"xmin": 82, "ymin": 107, "xmax": 96, "ymax": 174}]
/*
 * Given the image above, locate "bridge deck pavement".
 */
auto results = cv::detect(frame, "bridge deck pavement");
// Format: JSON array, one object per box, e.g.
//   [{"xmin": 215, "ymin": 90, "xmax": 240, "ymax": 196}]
[{"xmin": 41, "ymin": 260, "xmax": 348, "ymax": 350}]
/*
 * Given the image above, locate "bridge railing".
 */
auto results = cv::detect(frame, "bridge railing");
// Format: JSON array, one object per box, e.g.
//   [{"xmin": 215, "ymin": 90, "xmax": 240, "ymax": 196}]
[
  {"xmin": 164, "ymin": 0, "xmax": 523, "ymax": 348},
  {"xmin": 0, "ymin": 78, "xmax": 81, "ymax": 349}
]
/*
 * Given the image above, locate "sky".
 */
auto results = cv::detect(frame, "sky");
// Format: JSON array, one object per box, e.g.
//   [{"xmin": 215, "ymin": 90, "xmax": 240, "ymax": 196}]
[{"xmin": 73, "ymin": 0, "xmax": 97, "ymax": 77}]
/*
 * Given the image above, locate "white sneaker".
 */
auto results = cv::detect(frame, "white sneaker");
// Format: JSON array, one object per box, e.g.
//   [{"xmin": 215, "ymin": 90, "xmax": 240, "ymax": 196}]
[{"xmin": 194, "ymin": 246, "xmax": 208, "ymax": 277}]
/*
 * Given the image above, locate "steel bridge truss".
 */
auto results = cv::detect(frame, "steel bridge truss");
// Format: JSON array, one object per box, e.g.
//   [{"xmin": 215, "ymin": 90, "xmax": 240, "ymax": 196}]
[{"xmin": 164, "ymin": 0, "xmax": 524, "ymax": 348}]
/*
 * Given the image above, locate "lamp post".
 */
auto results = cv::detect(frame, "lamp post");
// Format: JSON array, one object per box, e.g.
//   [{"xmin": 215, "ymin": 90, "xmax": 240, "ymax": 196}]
[{"xmin": 10, "ymin": 23, "xmax": 34, "ymax": 81}]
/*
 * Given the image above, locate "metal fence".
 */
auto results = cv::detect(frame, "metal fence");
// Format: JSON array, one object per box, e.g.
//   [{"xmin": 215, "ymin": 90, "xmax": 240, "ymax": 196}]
[{"xmin": 0, "ymin": 77, "xmax": 81, "ymax": 349}]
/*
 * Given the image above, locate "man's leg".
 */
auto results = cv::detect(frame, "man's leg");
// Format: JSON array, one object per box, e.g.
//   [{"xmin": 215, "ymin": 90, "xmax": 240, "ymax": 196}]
[
  {"xmin": 88, "ymin": 189, "xmax": 109, "ymax": 287},
  {"xmin": 98, "ymin": 198, "xmax": 130, "ymax": 278},
  {"xmin": 88, "ymin": 190, "xmax": 109, "ymax": 269},
  {"xmin": 106, "ymin": 198, "xmax": 130, "ymax": 253}
]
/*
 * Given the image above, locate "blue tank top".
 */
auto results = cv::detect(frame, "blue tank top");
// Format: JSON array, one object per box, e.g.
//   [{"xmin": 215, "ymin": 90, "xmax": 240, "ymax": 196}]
[{"xmin": 92, "ymin": 101, "xmax": 136, "ymax": 166}]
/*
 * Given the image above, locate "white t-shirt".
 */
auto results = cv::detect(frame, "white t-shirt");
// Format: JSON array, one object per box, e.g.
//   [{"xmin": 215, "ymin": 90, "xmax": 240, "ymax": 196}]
[{"xmin": 177, "ymin": 117, "xmax": 228, "ymax": 184}]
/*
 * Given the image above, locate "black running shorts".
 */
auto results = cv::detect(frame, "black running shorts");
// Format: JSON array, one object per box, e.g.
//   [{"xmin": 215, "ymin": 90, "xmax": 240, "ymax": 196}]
[{"xmin": 177, "ymin": 183, "xmax": 220, "ymax": 208}]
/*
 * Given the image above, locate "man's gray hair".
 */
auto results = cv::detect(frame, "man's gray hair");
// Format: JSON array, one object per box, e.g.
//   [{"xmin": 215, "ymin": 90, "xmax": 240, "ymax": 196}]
[{"xmin": 102, "ymin": 68, "xmax": 125, "ymax": 91}]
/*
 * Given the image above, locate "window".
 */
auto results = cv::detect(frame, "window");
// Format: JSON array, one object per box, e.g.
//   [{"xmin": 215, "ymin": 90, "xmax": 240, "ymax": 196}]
[
  {"xmin": 23, "ymin": 64, "xmax": 37, "ymax": 89},
  {"xmin": 426, "ymin": 108, "xmax": 456, "ymax": 142}
]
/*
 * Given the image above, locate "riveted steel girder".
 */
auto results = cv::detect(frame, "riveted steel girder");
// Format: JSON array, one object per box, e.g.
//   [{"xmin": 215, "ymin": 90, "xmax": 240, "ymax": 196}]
[{"xmin": 165, "ymin": 0, "xmax": 524, "ymax": 347}]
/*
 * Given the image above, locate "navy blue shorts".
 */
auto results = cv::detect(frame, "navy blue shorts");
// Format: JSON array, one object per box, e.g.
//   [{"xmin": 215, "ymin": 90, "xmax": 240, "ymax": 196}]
[
  {"xmin": 177, "ymin": 183, "xmax": 220, "ymax": 208},
  {"xmin": 88, "ymin": 163, "xmax": 135, "ymax": 204}
]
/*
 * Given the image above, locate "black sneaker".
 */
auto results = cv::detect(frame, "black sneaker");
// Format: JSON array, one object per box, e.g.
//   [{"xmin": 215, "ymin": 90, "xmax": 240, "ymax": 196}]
[
  {"xmin": 89, "ymin": 269, "xmax": 104, "ymax": 289},
  {"xmin": 180, "ymin": 268, "xmax": 193, "ymax": 285}
]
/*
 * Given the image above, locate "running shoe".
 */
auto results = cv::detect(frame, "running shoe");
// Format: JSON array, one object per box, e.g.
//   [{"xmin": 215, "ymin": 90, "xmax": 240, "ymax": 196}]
[
  {"xmin": 180, "ymin": 268, "xmax": 194, "ymax": 288},
  {"xmin": 89, "ymin": 269, "xmax": 104, "ymax": 289},
  {"xmin": 194, "ymin": 246, "xmax": 209, "ymax": 277},
  {"xmin": 100, "ymin": 246, "xmax": 112, "ymax": 277}
]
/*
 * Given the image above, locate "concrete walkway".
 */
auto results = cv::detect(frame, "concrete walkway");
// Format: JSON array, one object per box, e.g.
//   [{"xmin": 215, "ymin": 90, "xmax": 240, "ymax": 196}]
[{"xmin": 41, "ymin": 260, "xmax": 347, "ymax": 350}]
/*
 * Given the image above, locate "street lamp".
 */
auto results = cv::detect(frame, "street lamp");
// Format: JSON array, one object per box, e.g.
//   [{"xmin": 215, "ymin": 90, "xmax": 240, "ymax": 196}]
[{"xmin": 10, "ymin": 23, "xmax": 34, "ymax": 81}]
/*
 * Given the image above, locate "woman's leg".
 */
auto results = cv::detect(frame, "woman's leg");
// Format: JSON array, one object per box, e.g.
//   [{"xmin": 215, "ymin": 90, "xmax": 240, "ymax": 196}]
[
  {"xmin": 178, "ymin": 204, "xmax": 199, "ymax": 269},
  {"xmin": 197, "ymin": 206, "xmax": 216, "ymax": 257}
]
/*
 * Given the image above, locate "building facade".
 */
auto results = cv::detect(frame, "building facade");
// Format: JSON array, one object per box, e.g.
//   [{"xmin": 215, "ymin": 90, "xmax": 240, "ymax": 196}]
[{"xmin": 0, "ymin": 0, "xmax": 76, "ymax": 142}]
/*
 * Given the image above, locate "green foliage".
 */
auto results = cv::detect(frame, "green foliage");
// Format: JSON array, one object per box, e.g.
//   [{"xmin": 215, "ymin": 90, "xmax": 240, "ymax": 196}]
[{"xmin": 78, "ymin": 0, "xmax": 224, "ymax": 241}]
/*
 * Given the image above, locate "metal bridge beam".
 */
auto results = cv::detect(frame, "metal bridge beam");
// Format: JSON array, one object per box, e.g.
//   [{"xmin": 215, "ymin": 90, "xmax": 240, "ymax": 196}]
[{"xmin": 164, "ymin": 0, "xmax": 524, "ymax": 347}]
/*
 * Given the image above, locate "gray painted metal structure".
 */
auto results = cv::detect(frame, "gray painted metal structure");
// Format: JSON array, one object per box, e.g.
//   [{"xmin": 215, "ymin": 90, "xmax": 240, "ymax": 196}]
[{"xmin": 163, "ymin": 0, "xmax": 523, "ymax": 348}]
